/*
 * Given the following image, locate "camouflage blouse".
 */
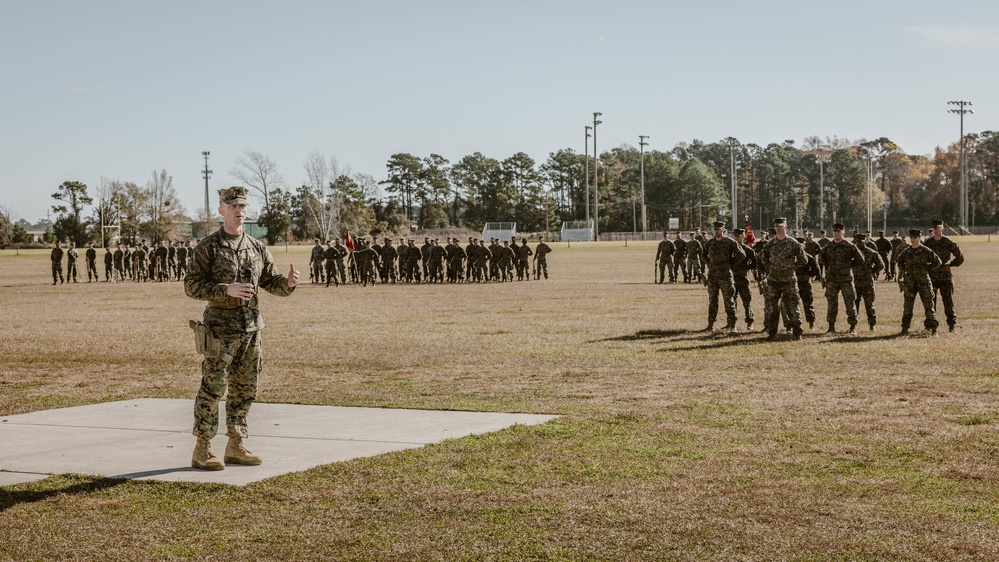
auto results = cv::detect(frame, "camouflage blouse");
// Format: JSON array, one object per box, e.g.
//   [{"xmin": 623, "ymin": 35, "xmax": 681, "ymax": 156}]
[{"xmin": 184, "ymin": 228, "xmax": 295, "ymax": 334}]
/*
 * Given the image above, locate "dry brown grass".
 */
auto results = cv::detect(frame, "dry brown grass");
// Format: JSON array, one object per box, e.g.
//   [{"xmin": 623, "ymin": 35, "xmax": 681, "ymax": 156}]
[{"xmin": 1, "ymin": 238, "xmax": 997, "ymax": 561}]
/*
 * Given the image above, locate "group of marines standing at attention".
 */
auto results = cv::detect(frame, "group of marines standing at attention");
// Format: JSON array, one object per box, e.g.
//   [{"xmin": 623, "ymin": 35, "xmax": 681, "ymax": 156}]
[
  {"xmin": 308, "ymin": 236, "xmax": 553, "ymax": 287},
  {"xmin": 49, "ymin": 239, "xmax": 193, "ymax": 284},
  {"xmin": 655, "ymin": 218, "xmax": 964, "ymax": 340}
]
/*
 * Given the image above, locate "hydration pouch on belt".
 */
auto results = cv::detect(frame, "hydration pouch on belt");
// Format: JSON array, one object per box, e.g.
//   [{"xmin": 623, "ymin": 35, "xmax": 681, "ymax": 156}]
[{"xmin": 189, "ymin": 320, "xmax": 233, "ymax": 364}]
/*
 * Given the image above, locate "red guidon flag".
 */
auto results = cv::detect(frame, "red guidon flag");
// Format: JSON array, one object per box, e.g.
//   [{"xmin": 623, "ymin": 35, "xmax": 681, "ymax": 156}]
[
  {"xmin": 744, "ymin": 217, "xmax": 755, "ymax": 246},
  {"xmin": 344, "ymin": 229, "xmax": 355, "ymax": 253}
]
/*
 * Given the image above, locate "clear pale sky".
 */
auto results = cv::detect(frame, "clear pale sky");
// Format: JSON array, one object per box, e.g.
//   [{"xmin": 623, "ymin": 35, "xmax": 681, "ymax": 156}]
[{"xmin": 2, "ymin": 0, "xmax": 995, "ymax": 223}]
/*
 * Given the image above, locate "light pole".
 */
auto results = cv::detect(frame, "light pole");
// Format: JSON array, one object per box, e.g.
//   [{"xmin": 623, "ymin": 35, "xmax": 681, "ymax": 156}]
[
  {"xmin": 593, "ymin": 112, "xmax": 602, "ymax": 241},
  {"xmin": 639, "ymin": 135, "xmax": 648, "ymax": 234},
  {"xmin": 584, "ymin": 126, "xmax": 591, "ymax": 232},
  {"xmin": 817, "ymin": 152, "xmax": 826, "ymax": 232},
  {"xmin": 201, "ymin": 151, "xmax": 212, "ymax": 216},
  {"xmin": 728, "ymin": 140, "xmax": 739, "ymax": 228},
  {"xmin": 948, "ymin": 100, "xmax": 973, "ymax": 228}
]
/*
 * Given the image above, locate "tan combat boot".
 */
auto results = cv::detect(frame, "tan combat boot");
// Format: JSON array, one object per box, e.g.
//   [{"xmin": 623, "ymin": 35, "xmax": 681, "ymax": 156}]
[
  {"xmin": 225, "ymin": 436, "xmax": 263, "ymax": 466},
  {"xmin": 192, "ymin": 437, "xmax": 224, "ymax": 471}
]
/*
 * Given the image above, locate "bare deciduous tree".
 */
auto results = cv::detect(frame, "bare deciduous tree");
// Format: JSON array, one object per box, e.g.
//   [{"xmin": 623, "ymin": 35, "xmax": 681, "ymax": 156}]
[
  {"xmin": 300, "ymin": 150, "xmax": 351, "ymax": 242},
  {"xmin": 230, "ymin": 149, "xmax": 284, "ymax": 210}
]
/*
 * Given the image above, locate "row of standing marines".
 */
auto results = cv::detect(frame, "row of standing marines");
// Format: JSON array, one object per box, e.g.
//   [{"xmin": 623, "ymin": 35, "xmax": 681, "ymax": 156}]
[
  {"xmin": 49, "ymin": 240, "xmax": 193, "ymax": 284},
  {"xmin": 655, "ymin": 218, "xmax": 964, "ymax": 340},
  {"xmin": 308, "ymin": 236, "xmax": 553, "ymax": 286}
]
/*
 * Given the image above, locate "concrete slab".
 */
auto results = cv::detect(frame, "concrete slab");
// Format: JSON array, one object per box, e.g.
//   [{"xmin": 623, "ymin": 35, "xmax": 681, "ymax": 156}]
[{"xmin": 0, "ymin": 399, "xmax": 557, "ymax": 486}]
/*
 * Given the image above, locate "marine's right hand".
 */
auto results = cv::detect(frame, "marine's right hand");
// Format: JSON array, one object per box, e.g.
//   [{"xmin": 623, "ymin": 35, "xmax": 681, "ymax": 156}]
[{"xmin": 226, "ymin": 283, "xmax": 255, "ymax": 300}]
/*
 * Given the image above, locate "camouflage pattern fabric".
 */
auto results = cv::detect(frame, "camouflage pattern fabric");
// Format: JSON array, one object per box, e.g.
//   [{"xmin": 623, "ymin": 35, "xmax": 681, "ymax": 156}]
[
  {"xmin": 50, "ymin": 247, "xmax": 64, "ymax": 284},
  {"xmin": 184, "ymin": 228, "xmax": 295, "ymax": 439},
  {"xmin": 896, "ymin": 245, "xmax": 943, "ymax": 331},
  {"xmin": 760, "ymin": 236, "xmax": 807, "ymax": 336},
  {"xmin": 923, "ymin": 236, "xmax": 964, "ymax": 327},
  {"xmin": 818, "ymin": 240, "xmax": 865, "ymax": 327}
]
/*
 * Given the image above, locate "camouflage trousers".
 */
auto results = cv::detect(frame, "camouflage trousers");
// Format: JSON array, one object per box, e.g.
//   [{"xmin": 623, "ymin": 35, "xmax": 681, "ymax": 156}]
[
  {"xmin": 193, "ymin": 330, "xmax": 262, "ymax": 440},
  {"xmin": 658, "ymin": 256, "xmax": 674, "ymax": 283},
  {"xmin": 66, "ymin": 261, "xmax": 78, "ymax": 282},
  {"xmin": 685, "ymin": 256, "xmax": 702, "ymax": 282},
  {"xmin": 87, "ymin": 260, "xmax": 99, "ymax": 282},
  {"xmin": 706, "ymin": 272, "xmax": 737, "ymax": 327},
  {"xmin": 733, "ymin": 274, "xmax": 755, "ymax": 325},
  {"xmin": 311, "ymin": 261, "xmax": 323, "ymax": 284},
  {"xmin": 854, "ymin": 282, "xmax": 877, "ymax": 326},
  {"xmin": 931, "ymin": 277, "xmax": 956, "ymax": 327},
  {"xmin": 764, "ymin": 276, "xmax": 801, "ymax": 335},
  {"xmin": 672, "ymin": 256, "xmax": 685, "ymax": 282},
  {"xmin": 797, "ymin": 279, "xmax": 815, "ymax": 325},
  {"xmin": 824, "ymin": 273, "xmax": 858, "ymax": 326},
  {"xmin": 535, "ymin": 258, "xmax": 549, "ymax": 279},
  {"xmin": 51, "ymin": 262, "xmax": 64, "ymax": 284},
  {"xmin": 903, "ymin": 277, "xmax": 939, "ymax": 331}
]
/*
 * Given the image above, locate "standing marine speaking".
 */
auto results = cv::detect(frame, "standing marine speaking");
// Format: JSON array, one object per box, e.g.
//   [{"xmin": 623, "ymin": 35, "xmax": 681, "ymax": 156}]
[{"xmin": 184, "ymin": 185, "xmax": 300, "ymax": 471}]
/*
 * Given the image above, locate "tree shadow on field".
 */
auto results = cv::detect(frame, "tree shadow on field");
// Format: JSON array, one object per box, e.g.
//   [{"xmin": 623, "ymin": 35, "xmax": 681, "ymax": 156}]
[{"xmin": 0, "ymin": 475, "xmax": 125, "ymax": 513}]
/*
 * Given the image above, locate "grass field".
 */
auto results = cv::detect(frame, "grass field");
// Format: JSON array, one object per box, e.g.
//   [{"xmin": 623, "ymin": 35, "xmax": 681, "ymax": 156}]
[{"xmin": 1, "ymin": 238, "xmax": 997, "ymax": 561}]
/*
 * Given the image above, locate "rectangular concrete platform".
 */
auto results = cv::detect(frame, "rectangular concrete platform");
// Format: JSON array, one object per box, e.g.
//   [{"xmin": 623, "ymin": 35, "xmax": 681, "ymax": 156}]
[{"xmin": 0, "ymin": 399, "xmax": 557, "ymax": 486}]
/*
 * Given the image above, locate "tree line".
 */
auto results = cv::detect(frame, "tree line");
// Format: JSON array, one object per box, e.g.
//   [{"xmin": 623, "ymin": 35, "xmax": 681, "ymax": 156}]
[{"xmin": 11, "ymin": 132, "xmax": 997, "ymax": 249}]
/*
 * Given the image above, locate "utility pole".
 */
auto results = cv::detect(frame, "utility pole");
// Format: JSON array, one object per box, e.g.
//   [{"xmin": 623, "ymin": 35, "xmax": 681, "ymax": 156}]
[
  {"xmin": 584, "ymin": 126, "xmax": 591, "ymax": 234},
  {"xmin": 948, "ymin": 101, "xmax": 973, "ymax": 229},
  {"xmin": 201, "ymin": 151, "xmax": 213, "ymax": 216},
  {"xmin": 639, "ymin": 135, "xmax": 648, "ymax": 234},
  {"xmin": 593, "ymin": 112, "xmax": 602, "ymax": 241}
]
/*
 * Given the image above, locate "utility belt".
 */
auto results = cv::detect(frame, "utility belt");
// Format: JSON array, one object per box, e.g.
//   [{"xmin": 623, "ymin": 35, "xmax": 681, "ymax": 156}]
[
  {"xmin": 207, "ymin": 296, "xmax": 255, "ymax": 309},
  {"xmin": 768, "ymin": 268, "xmax": 794, "ymax": 278},
  {"xmin": 828, "ymin": 267, "xmax": 853, "ymax": 276},
  {"xmin": 189, "ymin": 320, "xmax": 233, "ymax": 364},
  {"xmin": 732, "ymin": 269, "xmax": 749, "ymax": 276},
  {"xmin": 907, "ymin": 268, "xmax": 928, "ymax": 276}
]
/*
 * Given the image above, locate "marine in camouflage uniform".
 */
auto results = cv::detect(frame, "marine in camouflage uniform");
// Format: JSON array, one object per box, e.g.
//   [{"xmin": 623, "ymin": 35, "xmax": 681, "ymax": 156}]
[
  {"xmin": 534, "ymin": 239, "xmax": 552, "ymax": 279},
  {"xmin": 382, "ymin": 239, "xmax": 399, "ymax": 283},
  {"xmin": 497, "ymin": 241, "xmax": 515, "ymax": 281},
  {"xmin": 731, "ymin": 229, "xmax": 757, "ymax": 330},
  {"xmin": 50, "ymin": 243, "xmax": 65, "ymax": 285},
  {"xmin": 888, "ymin": 232, "xmax": 904, "ymax": 280},
  {"xmin": 759, "ymin": 218, "xmax": 807, "ymax": 340},
  {"xmin": 515, "ymin": 238, "xmax": 533, "ymax": 281},
  {"xmin": 702, "ymin": 221, "xmax": 745, "ymax": 332},
  {"xmin": 684, "ymin": 232, "xmax": 703, "ymax": 284},
  {"xmin": 397, "ymin": 238, "xmax": 410, "ymax": 282},
  {"xmin": 672, "ymin": 234, "xmax": 687, "ymax": 283},
  {"xmin": 791, "ymin": 247, "xmax": 822, "ymax": 330},
  {"xmin": 66, "ymin": 243, "xmax": 79, "ymax": 283},
  {"xmin": 85, "ymin": 243, "xmax": 99, "ymax": 282},
  {"xmin": 655, "ymin": 232, "xmax": 675, "ymax": 284},
  {"xmin": 817, "ymin": 224, "xmax": 866, "ymax": 334},
  {"xmin": 185, "ymin": 186, "xmax": 298, "ymax": 470},
  {"xmin": 309, "ymin": 239, "xmax": 325, "ymax": 284},
  {"xmin": 853, "ymin": 235, "xmax": 885, "ymax": 330},
  {"xmin": 895, "ymin": 229, "xmax": 942, "ymax": 335},
  {"xmin": 874, "ymin": 231, "xmax": 893, "ymax": 281},
  {"xmin": 923, "ymin": 219, "xmax": 964, "ymax": 332}
]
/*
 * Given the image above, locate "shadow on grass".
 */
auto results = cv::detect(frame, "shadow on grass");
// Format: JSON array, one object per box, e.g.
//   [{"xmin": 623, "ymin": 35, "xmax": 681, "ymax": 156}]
[
  {"xmin": 597, "ymin": 329, "xmax": 698, "ymax": 342},
  {"xmin": 0, "ymin": 474, "xmax": 125, "ymax": 513},
  {"xmin": 824, "ymin": 332, "xmax": 910, "ymax": 344}
]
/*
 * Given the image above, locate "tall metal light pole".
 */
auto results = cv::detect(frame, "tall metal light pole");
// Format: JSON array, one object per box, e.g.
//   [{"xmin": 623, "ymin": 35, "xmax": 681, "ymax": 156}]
[
  {"xmin": 639, "ymin": 135, "xmax": 648, "ymax": 233},
  {"xmin": 584, "ymin": 126, "xmax": 591, "ymax": 232},
  {"xmin": 593, "ymin": 112, "xmax": 602, "ymax": 241},
  {"xmin": 948, "ymin": 101, "xmax": 973, "ymax": 228},
  {"xmin": 817, "ymin": 153, "xmax": 826, "ymax": 232},
  {"xmin": 201, "ymin": 151, "xmax": 213, "ymax": 215},
  {"xmin": 728, "ymin": 140, "xmax": 738, "ymax": 228}
]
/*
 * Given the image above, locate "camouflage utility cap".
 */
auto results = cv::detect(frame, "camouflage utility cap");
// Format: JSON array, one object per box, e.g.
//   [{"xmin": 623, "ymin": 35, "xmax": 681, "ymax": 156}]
[
  {"xmin": 219, "ymin": 186, "xmax": 249, "ymax": 205},
  {"xmin": 712, "ymin": 221, "xmax": 726, "ymax": 229}
]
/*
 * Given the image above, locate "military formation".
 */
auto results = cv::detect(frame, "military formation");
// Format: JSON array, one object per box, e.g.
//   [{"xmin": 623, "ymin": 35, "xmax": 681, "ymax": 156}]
[
  {"xmin": 656, "ymin": 218, "xmax": 965, "ymax": 339},
  {"xmin": 49, "ymin": 240, "xmax": 194, "ymax": 284},
  {"xmin": 308, "ymin": 236, "xmax": 553, "ymax": 286}
]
